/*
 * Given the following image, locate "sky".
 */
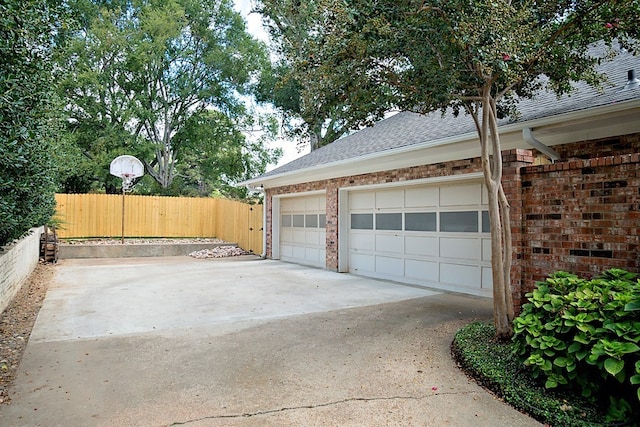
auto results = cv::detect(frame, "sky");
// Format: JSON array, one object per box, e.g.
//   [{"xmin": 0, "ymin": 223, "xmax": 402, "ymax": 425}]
[{"xmin": 233, "ymin": 0, "xmax": 308, "ymax": 169}]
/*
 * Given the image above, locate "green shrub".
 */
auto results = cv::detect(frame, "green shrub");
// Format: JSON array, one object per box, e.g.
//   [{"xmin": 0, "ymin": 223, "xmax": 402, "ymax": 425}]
[
  {"xmin": 0, "ymin": 0, "xmax": 63, "ymax": 246},
  {"xmin": 513, "ymin": 269, "xmax": 640, "ymax": 423}
]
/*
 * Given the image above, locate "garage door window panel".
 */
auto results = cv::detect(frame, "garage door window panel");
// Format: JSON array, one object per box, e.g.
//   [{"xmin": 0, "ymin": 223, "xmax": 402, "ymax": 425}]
[
  {"xmin": 405, "ymin": 212, "xmax": 437, "ymax": 231},
  {"xmin": 282, "ymin": 215, "xmax": 292, "ymax": 227},
  {"xmin": 375, "ymin": 213, "xmax": 402, "ymax": 230},
  {"xmin": 292, "ymin": 215, "xmax": 305, "ymax": 227},
  {"xmin": 482, "ymin": 211, "xmax": 490, "ymax": 233},
  {"xmin": 306, "ymin": 214, "xmax": 318, "ymax": 228},
  {"xmin": 351, "ymin": 213, "xmax": 373, "ymax": 230},
  {"xmin": 440, "ymin": 211, "xmax": 478, "ymax": 232}
]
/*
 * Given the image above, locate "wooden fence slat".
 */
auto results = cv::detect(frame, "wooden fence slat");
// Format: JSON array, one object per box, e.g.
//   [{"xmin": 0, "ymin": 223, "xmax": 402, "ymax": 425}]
[{"xmin": 54, "ymin": 194, "xmax": 263, "ymax": 254}]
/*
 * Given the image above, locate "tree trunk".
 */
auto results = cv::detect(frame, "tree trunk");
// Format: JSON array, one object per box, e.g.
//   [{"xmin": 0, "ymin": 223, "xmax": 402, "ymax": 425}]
[{"xmin": 479, "ymin": 89, "xmax": 514, "ymax": 339}]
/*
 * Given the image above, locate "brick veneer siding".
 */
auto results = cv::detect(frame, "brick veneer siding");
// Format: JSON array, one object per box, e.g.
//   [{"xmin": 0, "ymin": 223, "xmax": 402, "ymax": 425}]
[
  {"xmin": 553, "ymin": 133, "xmax": 640, "ymax": 160},
  {"xmin": 518, "ymin": 152, "xmax": 640, "ymax": 305},
  {"xmin": 264, "ymin": 133, "xmax": 640, "ymax": 313}
]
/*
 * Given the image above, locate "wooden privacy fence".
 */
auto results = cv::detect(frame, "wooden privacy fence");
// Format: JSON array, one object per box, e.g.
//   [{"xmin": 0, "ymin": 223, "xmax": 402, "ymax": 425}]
[{"xmin": 54, "ymin": 194, "xmax": 263, "ymax": 254}]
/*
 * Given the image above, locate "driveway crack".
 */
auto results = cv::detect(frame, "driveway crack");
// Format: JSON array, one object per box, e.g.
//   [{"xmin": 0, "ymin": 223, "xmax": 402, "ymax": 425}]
[{"xmin": 167, "ymin": 392, "xmax": 474, "ymax": 426}]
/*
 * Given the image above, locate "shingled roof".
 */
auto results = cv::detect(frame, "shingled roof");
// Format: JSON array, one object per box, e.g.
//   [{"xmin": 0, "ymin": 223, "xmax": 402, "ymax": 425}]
[{"xmin": 257, "ymin": 48, "xmax": 640, "ymax": 181}]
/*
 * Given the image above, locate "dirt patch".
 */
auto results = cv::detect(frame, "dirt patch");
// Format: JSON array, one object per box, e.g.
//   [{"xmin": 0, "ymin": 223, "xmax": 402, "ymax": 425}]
[{"xmin": 0, "ymin": 262, "xmax": 53, "ymax": 405}]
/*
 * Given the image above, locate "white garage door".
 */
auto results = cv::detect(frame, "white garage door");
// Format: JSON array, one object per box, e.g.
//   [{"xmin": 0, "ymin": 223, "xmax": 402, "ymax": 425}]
[
  {"xmin": 348, "ymin": 182, "xmax": 492, "ymax": 295},
  {"xmin": 280, "ymin": 195, "xmax": 327, "ymax": 268}
]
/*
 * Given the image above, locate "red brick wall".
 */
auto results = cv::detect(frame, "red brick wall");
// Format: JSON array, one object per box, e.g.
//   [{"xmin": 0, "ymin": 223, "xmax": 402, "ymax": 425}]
[
  {"xmin": 553, "ymin": 133, "xmax": 640, "ymax": 160},
  {"xmin": 518, "ymin": 152, "xmax": 640, "ymax": 303}
]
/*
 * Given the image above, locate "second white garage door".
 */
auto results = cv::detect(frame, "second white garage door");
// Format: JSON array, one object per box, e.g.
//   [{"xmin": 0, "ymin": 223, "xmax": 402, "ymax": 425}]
[
  {"xmin": 280, "ymin": 194, "xmax": 327, "ymax": 268},
  {"xmin": 348, "ymin": 181, "xmax": 492, "ymax": 296}
]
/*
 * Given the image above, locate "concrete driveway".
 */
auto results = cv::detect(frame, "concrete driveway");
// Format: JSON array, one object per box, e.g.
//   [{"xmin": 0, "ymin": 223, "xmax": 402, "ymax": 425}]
[{"xmin": 0, "ymin": 256, "xmax": 540, "ymax": 426}]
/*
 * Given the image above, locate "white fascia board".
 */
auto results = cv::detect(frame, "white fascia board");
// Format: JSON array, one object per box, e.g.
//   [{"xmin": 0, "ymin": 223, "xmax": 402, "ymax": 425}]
[{"xmin": 240, "ymin": 98, "xmax": 640, "ymax": 189}]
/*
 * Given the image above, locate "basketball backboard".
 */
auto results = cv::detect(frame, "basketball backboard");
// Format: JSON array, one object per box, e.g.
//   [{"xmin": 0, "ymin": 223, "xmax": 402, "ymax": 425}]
[{"xmin": 110, "ymin": 155, "xmax": 144, "ymax": 178}]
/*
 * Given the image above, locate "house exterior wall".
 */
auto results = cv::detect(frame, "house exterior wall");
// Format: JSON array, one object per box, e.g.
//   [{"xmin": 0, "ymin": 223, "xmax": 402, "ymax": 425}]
[
  {"xmin": 264, "ymin": 132, "xmax": 640, "ymax": 312},
  {"xmin": 518, "ymin": 151, "xmax": 640, "ymax": 307}
]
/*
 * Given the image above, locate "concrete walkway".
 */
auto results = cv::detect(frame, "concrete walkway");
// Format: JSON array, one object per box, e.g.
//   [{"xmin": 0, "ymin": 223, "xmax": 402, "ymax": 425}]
[{"xmin": 0, "ymin": 256, "xmax": 541, "ymax": 426}]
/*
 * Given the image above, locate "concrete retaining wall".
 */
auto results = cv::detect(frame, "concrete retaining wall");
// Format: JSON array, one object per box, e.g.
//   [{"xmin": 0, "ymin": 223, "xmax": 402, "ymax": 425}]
[
  {"xmin": 58, "ymin": 243, "xmax": 238, "ymax": 259},
  {"xmin": 0, "ymin": 226, "xmax": 43, "ymax": 314}
]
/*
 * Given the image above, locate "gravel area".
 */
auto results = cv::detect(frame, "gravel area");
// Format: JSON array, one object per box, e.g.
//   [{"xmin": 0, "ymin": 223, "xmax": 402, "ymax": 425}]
[
  {"xmin": 189, "ymin": 246, "xmax": 250, "ymax": 258},
  {"xmin": 0, "ymin": 262, "xmax": 52, "ymax": 405}
]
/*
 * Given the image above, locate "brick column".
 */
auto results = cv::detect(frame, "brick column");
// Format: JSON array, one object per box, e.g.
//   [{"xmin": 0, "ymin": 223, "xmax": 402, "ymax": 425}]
[
  {"xmin": 325, "ymin": 185, "xmax": 339, "ymax": 271},
  {"xmin": 501, "ymin": 149, "xmax": 536, "ymax": 314}
]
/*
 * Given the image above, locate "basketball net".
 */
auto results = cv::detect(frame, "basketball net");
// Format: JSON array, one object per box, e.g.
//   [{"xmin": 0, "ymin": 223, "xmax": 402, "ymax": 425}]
[{"xmin": 121, "ymin": 173, "xmax": 135, "ymax": 192}]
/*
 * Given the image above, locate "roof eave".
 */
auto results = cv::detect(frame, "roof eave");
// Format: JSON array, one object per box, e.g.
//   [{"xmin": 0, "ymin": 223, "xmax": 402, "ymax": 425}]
[{"xmin": 239, "ymin": 98, "xmax": 640, "ymax": 189}]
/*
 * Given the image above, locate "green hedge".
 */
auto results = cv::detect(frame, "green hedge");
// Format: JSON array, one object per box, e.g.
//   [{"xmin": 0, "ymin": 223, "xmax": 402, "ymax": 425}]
[
  {"xmin": 0, "ymin": 0, "xmax": 61, "ymax": 246},
  {"xmin": 513, "ymin": 269, "xmax": 640, "ymax": 423}
]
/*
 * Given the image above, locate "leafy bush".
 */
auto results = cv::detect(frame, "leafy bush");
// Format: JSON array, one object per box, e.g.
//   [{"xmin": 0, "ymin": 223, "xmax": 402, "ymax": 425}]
[{"xmin": 513, "ymin": 269, "xmax": 640, "ymax": 423}]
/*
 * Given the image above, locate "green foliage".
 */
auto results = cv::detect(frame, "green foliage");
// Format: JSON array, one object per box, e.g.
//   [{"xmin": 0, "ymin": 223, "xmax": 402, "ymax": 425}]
[
  {"xmin": 257, "ymin": 0, "xmax": 640, "ymax": 337},
  {"xmin": 256, "ymin": 0, "xmax": 392, "ymax": 150},
  {"xmin": 0, "ymin": 0, "xmax": 68, "ymax": 245},
  {"xmin": 453, "ymin": 321, "xmax": 611, "ymax": 426},
  {"xmin": 58, "ymin": 0, "xmax": 279, "ymax": 194},
  {"xmin": 513, "ymin": 269, "xmax": 640, "ymax": 422}
]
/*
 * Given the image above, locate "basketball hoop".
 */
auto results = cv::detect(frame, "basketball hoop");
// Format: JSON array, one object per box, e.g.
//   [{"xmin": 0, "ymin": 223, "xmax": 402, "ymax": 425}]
[
  {"xmin": 110, "ymin": 155, "xmax": 144, "ymax": 191},
  {"xmin": 109, "ymin": 155, "xmax": 145, "ymax": 243}
]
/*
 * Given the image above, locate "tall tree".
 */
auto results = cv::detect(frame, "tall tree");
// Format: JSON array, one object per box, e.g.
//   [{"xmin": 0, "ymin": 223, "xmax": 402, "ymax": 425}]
[
  {"xmin": 256, "ymin": 0, "xmax": 393, "ymax": 150},
  {"xmin": 60, "ymin": 0, "xmax": 279, "ymax": 191},
  {"xmin": 0, "ymin": 0, "xmax": 68, "ymax": 245},
  {"xmin": 169, "ymin": 110, "xmax": 281, "ymax": 198},
  {"xmin": 277, "ymin": 0, "xmax": 639, "ymax": 338}
]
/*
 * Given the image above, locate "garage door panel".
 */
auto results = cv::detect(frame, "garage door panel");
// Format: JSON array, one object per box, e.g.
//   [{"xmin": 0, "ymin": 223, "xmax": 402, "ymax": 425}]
[
  {"xmin": 482, "ymin": 267, "xmax": 493, "ymax": 289},
  {"xmin": 281, "ymin": 244, "xmax": 293, "ymax": 258},
  {"xmin": 440, "ymin": 263, "xmax": 479, "ymax": 288},
  {"xmin": 291, "ymin": 246, "xmax": 306, "ymax": 260},
  {"xmin": 351, "ymin": 253, "xmax": 374, "ymax": 273},
  {"xmin": 305, "ymin": 247, "xmax": 320, "ymax": 263},
  {"xmin": 482, "ymin": 185, "xmax": 489, "ymax": 205},
  {"xmin": 440, "ymin": 183, "xmax": 481, "ymax": 206},
  {"xmin": 292, "ymin": 230, "xmax": 306, "ymax": 244},
  {"xmin": 376, "ymin": 190, "xmax": 404, "ymax": 209},
  {"xmin": 376, "ymin": 255, "xmax": 404, "ymax": 277},
  {"xmin": 350, "ymin": 233, "xmax": 374, "ymax": 251},
  {"xmin": 281, "ymin": 199, "xmax": 294, "ymax": 211},
  {"xmin": 375, "ymin": 234, "xmax": 404, "ymax": 254},
  {"xmin": 350, "ymin": 191, "xmax": 375, "ymax": 210},
  {"xmin": 482, "ymin": 238, "xmax": 492, "ymax": 261},
  {"xmin": 405, "ymin": 186, "xmax": 439, "ymax": 208},
  {"xmin": 440, "ymin": 237, "xmax": 481, "ymax": 260},
  {"xmin": 405, "ymin": 236, "xmax": 438, "ymax": 257},
  {"xmin": 405, "ymin": 259, "xmax": 439, "ymax": 282},
  {"xmin": 305, "ymin": 230, "xmax": 320, "ymax": 245},
  {"xmin": 281, "ymin": 229, "xmax": 293, "ymax": 241}
]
